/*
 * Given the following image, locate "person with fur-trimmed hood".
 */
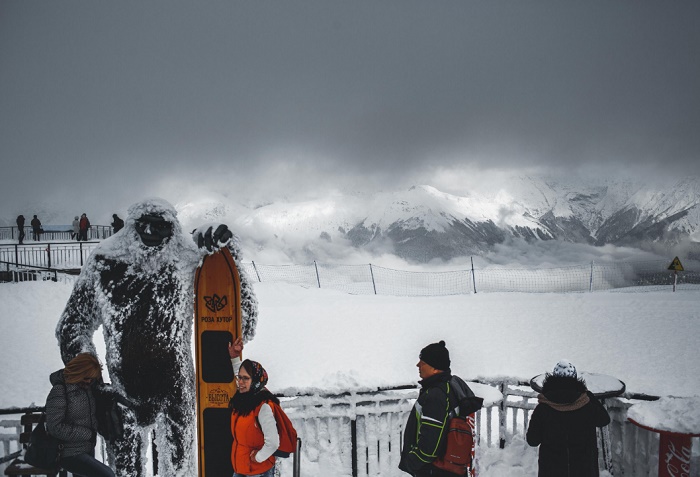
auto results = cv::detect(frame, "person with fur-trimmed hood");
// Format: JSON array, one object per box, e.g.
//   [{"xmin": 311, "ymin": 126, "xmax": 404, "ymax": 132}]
[
  {"xmin": 526, "ymin": 360, "xmax": 611, "ymax": 477},
  {"xmin": 399, "ymin": 340, "xmax": 482, "ymax": 477}
]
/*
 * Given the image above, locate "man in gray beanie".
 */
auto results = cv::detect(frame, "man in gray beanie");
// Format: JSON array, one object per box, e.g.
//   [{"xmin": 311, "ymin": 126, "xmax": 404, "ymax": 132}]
[{"xmin": 399, "ymin": 341, "xmax": 482, "ymax": 477}]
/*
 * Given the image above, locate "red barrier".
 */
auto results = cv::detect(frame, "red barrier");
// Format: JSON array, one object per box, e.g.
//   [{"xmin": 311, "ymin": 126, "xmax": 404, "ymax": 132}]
[{"xmin": 628, "ymin": 419, "xmax": 699, "ymax": 477}]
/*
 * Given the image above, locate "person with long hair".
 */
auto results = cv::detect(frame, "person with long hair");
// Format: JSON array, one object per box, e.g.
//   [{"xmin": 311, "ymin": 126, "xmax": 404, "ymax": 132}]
[
  {"xmin": 227, "ymin": 338, "xmax": 280, "ymax": 477},
  {"xmin": 45, "ymin": 353, "xmax": 115, "ymax": 477}
]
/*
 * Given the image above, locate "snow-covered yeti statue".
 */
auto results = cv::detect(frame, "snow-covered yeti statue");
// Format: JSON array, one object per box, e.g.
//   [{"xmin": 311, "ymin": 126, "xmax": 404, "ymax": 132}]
[{"xmin": 55, "ymin": 198, "xmax": 258, "ymax": 477}]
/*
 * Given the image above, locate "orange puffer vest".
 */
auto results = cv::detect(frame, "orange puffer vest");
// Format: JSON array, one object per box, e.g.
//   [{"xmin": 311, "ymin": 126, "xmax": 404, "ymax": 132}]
[{"xmin": 231, "ymin": 401, "xmax": 275, "ymax": 475}]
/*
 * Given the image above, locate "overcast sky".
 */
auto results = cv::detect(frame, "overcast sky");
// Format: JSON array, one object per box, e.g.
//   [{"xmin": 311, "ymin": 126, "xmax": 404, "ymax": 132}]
[{"xmin": 1, "ymin": 1, "xmax": 699, "ymax": 221}]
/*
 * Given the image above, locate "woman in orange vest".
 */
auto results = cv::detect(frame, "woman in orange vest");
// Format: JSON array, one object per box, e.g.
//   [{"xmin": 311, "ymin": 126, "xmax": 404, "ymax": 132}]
[{"xmin": 228, "ymin": 338, "xmax": 280, "ymax": 477}]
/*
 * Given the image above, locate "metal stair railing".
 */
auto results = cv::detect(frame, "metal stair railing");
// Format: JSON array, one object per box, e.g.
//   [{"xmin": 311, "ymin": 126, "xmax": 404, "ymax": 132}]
[
  {"xmin": 0, "ymin": 242, "xmax": 98, "ymax": 270},
  {"xmin": 0, "ymin": 260, "xmax": 79, "ymax": 284}
]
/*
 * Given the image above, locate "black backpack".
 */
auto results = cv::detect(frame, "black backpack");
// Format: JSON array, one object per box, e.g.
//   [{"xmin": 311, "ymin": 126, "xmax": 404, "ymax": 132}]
[{"xmin": 24, "ymin": 413, "xmax": 63, "ymax": 470}]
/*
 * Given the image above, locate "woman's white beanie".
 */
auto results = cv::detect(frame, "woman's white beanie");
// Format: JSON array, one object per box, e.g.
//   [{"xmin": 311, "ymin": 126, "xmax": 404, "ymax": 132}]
[{"xmin": 552, "ymin": 359, "xmax": 577, "ymax": 378}]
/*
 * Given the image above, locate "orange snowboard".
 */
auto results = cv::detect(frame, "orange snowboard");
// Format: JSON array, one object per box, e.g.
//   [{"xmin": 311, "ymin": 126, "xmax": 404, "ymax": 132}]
[{"xmin": 194, "ymin": 247, "xmax": 242, "ymax": 477}]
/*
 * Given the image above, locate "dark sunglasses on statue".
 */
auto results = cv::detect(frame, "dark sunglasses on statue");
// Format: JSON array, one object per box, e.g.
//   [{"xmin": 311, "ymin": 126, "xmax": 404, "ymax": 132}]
[{"xmin": 135, "ymin": 216, "xmax": 173, "ymax": 237}]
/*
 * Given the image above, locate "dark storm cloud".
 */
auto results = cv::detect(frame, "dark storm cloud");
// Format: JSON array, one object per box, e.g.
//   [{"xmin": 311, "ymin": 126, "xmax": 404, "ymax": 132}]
[{"xmin": 1, "ymin": 0, "xmax": 699, "ymax": 218}]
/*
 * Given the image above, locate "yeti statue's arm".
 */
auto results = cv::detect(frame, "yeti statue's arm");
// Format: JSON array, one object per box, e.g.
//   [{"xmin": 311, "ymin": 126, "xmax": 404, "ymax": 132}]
[
  {"xmin": 193, "ymin": 223, "xmax": 258, "ymax": 343},
  {"xmin": 55, "ymin": 267, "xmax": 102, "ymax": 364}
]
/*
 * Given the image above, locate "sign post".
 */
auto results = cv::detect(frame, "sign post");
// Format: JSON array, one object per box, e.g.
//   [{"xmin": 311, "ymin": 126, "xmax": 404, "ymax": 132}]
[{"xmin": 667, "ymin": 257, "xmax": 684, "ymax": 292}]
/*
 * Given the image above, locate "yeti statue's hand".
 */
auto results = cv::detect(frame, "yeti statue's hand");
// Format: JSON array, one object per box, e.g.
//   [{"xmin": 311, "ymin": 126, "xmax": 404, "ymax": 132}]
[{"xmin": 192, "ymin": 223, "xmax": 234, "ymax": 252}]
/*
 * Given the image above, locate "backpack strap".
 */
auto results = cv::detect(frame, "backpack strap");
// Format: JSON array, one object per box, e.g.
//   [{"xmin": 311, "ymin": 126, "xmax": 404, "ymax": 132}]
[
  {"xmin": 437, "ymin": 378, "xmax": 461, "ymax": 418},
  {"xmin": 440, "ymin": 376, "xmax": 483, "ymax": 418}
]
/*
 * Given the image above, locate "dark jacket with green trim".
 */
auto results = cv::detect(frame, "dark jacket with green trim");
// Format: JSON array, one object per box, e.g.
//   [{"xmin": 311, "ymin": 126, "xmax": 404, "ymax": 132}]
[
  {"xmin": 399, "ymin": 372, "xmax": 479, "ymax": 476},
  {"xmin": 526, "ymin": 375, "xmax": 611, "ymax": 477}
]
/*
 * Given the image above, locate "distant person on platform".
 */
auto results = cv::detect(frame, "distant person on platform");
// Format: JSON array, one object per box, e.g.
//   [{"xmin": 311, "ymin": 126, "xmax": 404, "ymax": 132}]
[
  {"xmin": 30, "ymin": 215, "xmax": 42, "ymax": 241},
  {"xmin": 526, "ymin": 360, "xmax": 611, "ymax": 477},
  {"xmin": 111, "ymin": 214, "xmax": 124, "ymax": 234},
  {"xmin": 79, "ymin": 213, "xmax": 91, "ymax": 241},
  {"xmin": 72, "ymin": 216, "xmax": 80, "ymax": 240},
  {"xmin": 16, "ymin": 214, "xmax": 25, "ymax": 244}
]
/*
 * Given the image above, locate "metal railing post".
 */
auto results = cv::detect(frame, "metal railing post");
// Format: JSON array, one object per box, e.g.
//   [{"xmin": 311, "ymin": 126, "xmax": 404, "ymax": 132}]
[
  {"xmin": 293, "ymin": 438, "xmax": 302, "ymax": 477},
  {"xmin": 351, "ymin": 418, "xmax": 358, "ymax": 477},
  {"xmin": 80, "ymin": 242, "xmax": 84, "ymax": 267},
  {"xmin": 46, "ymin": 243, "xmax": 51, "ymax": 269},
  {"xmin": 369, "ymin": 264, "xmax": 377, "ymax": 295},
  {"xmin": 590, "ymin": 261, "xmax": 594, "ymax": 292},
  {"xmin": 499, "ymin": 382, "xmax": 507, "ymax": 448}
]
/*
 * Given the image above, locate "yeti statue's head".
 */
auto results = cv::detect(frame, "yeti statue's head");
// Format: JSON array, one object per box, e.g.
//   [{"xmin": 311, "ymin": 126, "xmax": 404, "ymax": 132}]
[
  {"xmin": 126, "ymin": 198, "xmax": 182, "ymax": 248},
  {"xmin": 135, "ymin": 213, "xmax": 173, "ymax": 247}
]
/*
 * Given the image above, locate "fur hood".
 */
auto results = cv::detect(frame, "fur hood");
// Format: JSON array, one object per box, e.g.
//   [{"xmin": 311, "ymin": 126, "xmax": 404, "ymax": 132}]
[{"xmin": 541, "ymin": 374, "xmax": 588, "ymax": 405}]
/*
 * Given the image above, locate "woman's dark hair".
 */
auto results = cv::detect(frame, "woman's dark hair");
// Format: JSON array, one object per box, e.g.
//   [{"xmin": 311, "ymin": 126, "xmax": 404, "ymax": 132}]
[{"xmin": 239, "ymin": 359, "xmax": 252, "ymax": 377}]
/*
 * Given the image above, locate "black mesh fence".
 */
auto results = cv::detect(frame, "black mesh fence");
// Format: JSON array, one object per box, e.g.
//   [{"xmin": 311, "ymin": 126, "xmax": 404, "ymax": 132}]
[
  {"xmin": 241, "ymin": 259, "xmax": 700, "ymax": 296},
  {"xmin": 3, "ymin": 244, "xmax": 698, "ymax": 296}
]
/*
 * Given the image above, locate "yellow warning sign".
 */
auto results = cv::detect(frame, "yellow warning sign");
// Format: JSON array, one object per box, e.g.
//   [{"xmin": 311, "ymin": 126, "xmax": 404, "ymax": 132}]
[{"xmin": 667, "ymin": 256, "xmax": 684, "ymax": 271}]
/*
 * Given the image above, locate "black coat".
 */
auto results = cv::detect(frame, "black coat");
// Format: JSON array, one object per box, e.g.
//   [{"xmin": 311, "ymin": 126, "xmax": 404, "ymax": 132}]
[
  {"xmin": 526, "ymin": 375, "xmax": 611, "ymax": 477},
  {"xmin": 111, "ymin": 217, "xmax": 124, "ymax": 233}
]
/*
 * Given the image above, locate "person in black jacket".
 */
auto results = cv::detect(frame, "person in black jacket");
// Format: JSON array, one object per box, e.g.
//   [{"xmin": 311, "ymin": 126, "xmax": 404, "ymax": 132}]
[
  {"xmin": 111, "ymin": 214, "xmax": 124, "ymax": 234},
  {"xmin": 30, "ymin": 215, "xmax": 42, "ymax": 241},
  {"xmin": 399, "ymin": 341, "xmax": 482, "ymax": 477},
  {"xmin": 45, "ymin": 353, "xmax": 115, "ymax": 477},
  {"xmin": 526, "ymin": 360, "xmax": 611, "ymax": 477},
  {"xmin": 16, "ymin": 215, "xmax": 25, "ymax": 244}
]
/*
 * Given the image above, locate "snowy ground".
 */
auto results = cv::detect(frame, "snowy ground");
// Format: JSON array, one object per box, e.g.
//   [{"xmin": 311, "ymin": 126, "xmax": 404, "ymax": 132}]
[{"xmin": 1, "ymin": 281, "xmax": 698, "ymax": 476}]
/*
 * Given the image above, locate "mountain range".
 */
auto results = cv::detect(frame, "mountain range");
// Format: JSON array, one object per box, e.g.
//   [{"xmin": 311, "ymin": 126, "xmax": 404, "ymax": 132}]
[
  {"xmin": 4, "ymin": 176, "xmax": 698, "ymax": 263},
  {"xmin": 178, "ymin": 175, "xmax": 700, "ymax": 263}
]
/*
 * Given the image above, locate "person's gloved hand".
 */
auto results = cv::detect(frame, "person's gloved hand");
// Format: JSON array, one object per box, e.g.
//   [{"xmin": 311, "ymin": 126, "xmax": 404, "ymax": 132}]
[{"xmin": 192, "ymin": 224, "xmax": 233, "ymax": 252}]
